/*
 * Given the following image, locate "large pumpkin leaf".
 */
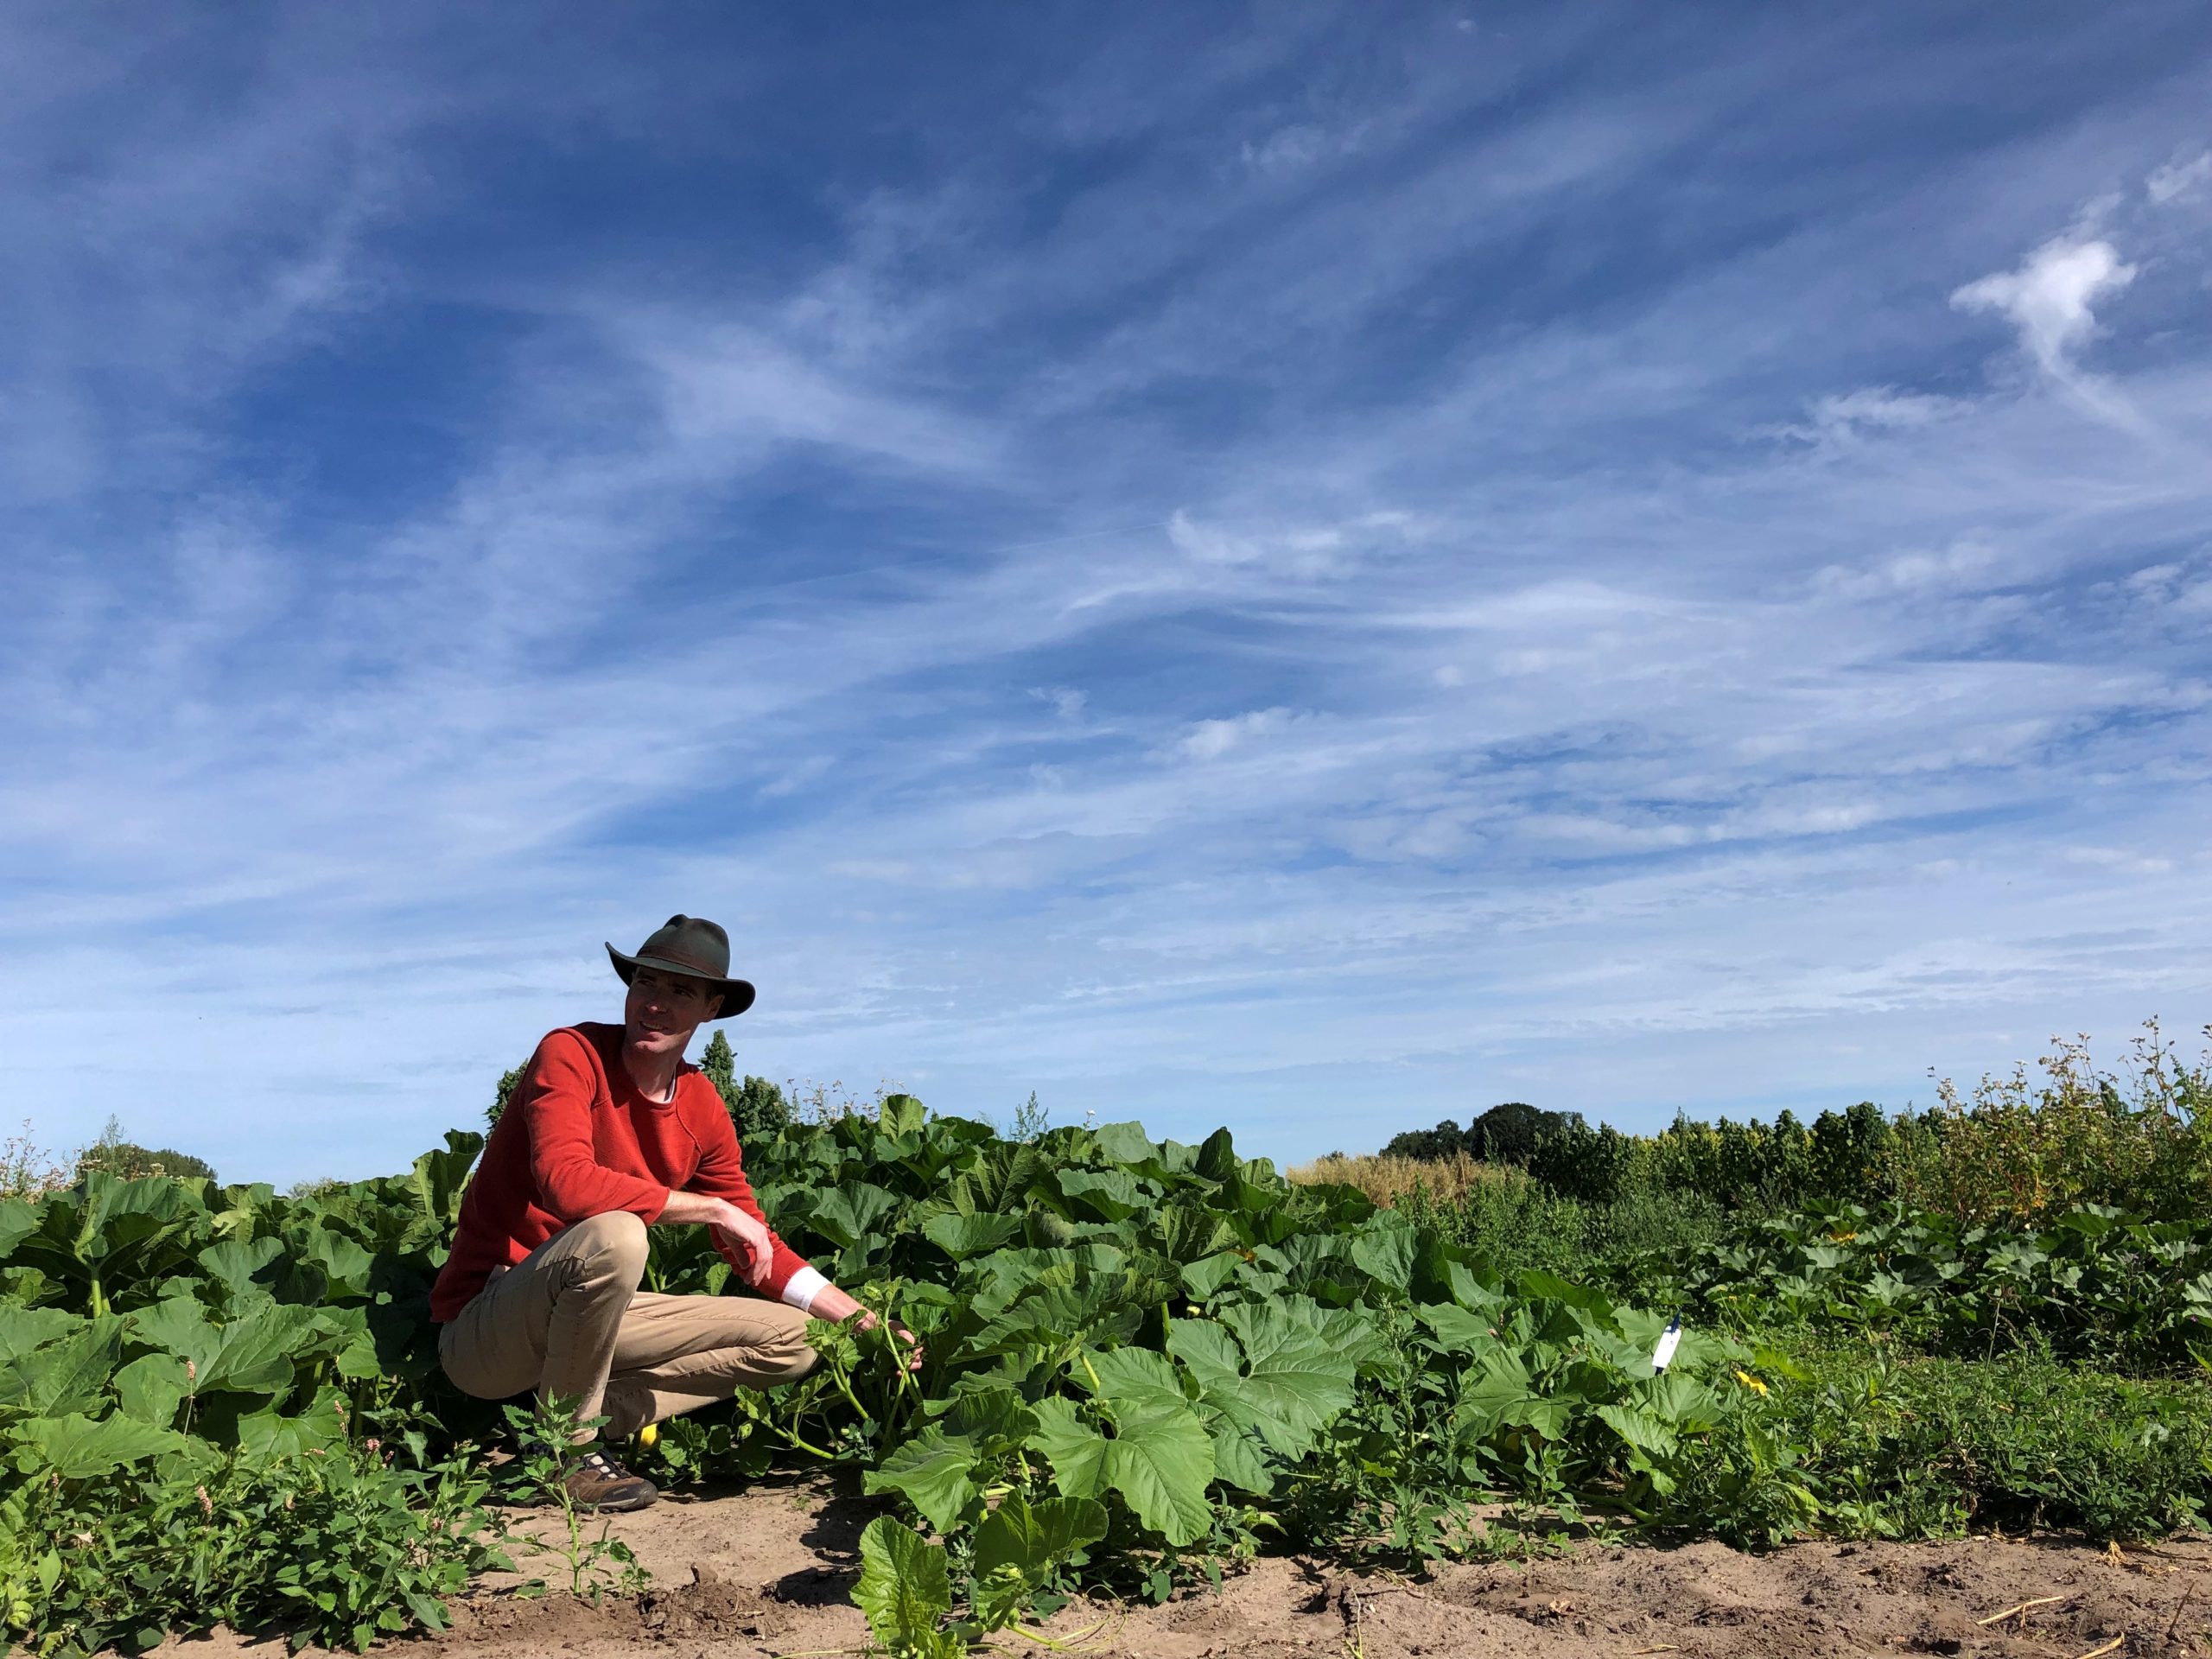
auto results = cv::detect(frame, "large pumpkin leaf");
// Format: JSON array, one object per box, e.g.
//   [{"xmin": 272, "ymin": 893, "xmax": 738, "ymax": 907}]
[
  {"xmin": 302, "ymin": 1226, "xmax": 375, "ymax": 1299},
  {"xmin": 1193, "ymin": 1127, "xmax": 1240, "ymax": 1184},
  {"xmin": 1026, "ymin": 1396, "xmax": 1109, "ymax": 1499},
  {"xmin": 936, "ymin": 1384, "xmax": 1039, "ymax": 1453},
  {"xmin": 1456, "ymin": 1352, "xmax": 1574, "ymax": 1443},
  {"xmin": 1057, "ymin": 1170, "xmax": 1144, "ymax": 1223},
  {"xmin": 197, "ymin": 1236, "xmax": 286, "ymax": 1307},
  {"xmin": 19, "ymin": 1315, "xmax": 124, "ymax": 1416},
  {"xmin": 238, "ymin": 1388, "xmax": 347, "ymax": 1459},
  {"xmin": 862, "ymin": 1427, "xmax": 982, "ymax": 1533},
  {"xmin": 1348, "ymin": 1214, "xmax": 1416, "ymax": 1294},
  {"xmin": 1090, "ymin": 1122, "xmax": 1159, "ymax": 1170},
  {"xmin": 854, "ymin": 1517, "xmax": 956, "ymax": 1657},
  {"xmin": 13, "ymin": 1411, "xmax": 185, "ymax": 1479},
  {"xmin": 407, "ymin": 1131, "xmax": 484, "ymax": 1230},
  {"xmin": 1099, "ymin": 1402, "xmax": 1215, "ymax": 1546},
  {"xmin": 1596, "ymin": 1402, "xmax": 1679, "ymax": 1459},
  {"xmin": 972, "ymin": 1495, "xmax": 1108, "ymax": 1625},
  {"xmin": 0, "ymin": 1305, "xmax": 79, "ymax": 1366},
  {"xmin": 1080, "ymin": 1346, "xmax": 1188, "ymax": 1416},
  {"xmin": 809, "ymin": 1184, "xmax": 900, "ymax": 1250},
  {"xmin": 0, "ymin": 1198, "xmax": 38, "ymax": 1258},
  {"xmin": 1192, "ymin": 1399, "xmax": 1276, "ymax": 1496},
  {"xmin": 921, "ymin": 1211, "xmax": 1021, "ymax": 1262},
  {"xmin": 113, "ymin": 1352, "xmax": 189, "ymax": 1427},
  {"xmin": 1414, "ymin": 1302, "xmax": 1496, "ymax": 1354},
  {"xmin": 134, "ymin": 1297, "xmax": 318, "ymax": 1401},
  {"xmin": 1208, "ymin": 1302, "xmax": 1357, "ymax": 1455}
]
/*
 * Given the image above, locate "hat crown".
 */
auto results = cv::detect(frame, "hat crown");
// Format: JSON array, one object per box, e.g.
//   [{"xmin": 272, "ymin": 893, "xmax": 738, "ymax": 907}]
[{"xmin": 634, "ymin": 914, "xmax": 730, "ymax": 979}]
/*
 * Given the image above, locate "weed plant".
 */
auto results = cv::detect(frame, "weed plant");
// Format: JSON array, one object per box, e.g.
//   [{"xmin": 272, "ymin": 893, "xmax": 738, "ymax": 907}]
[
  {"xmin": 2, "ymin": 1432, "xmax": 506, "ymax": 1656},
  {"xmin": 501, "ymin": 1399, "xmax": 650, "ymax": 1603}
]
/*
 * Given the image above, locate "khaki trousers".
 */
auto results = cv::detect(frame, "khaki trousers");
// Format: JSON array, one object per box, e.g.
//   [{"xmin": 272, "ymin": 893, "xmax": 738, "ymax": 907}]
[{"xmin": 438, "ymin": 1211, "xmax": 818, "ymax": 1440}]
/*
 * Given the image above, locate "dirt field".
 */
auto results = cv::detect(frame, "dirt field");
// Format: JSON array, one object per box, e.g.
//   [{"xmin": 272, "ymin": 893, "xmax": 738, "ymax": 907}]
[{"xmin": 150, "ymin": 1477, "xmax": 2212, "ymax": 1659}]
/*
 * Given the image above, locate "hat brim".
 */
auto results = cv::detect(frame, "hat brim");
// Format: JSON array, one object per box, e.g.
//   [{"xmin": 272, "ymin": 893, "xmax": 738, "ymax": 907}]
[{"xmin": 606, "ymin": 944, "xmax": 756, "ymax": 1020}]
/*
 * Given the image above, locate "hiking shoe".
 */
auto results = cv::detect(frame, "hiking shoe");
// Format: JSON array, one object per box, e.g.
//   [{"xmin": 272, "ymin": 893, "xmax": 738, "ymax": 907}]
[{"xmin": 564, "ymin": 1448, "xmax": 657, "ymax": 1513}]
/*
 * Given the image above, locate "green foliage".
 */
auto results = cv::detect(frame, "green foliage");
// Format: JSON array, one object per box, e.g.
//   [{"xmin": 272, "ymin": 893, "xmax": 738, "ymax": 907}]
[
  {"xmin": 74, "ymin": 1141, "xmax": 218, "ymax": 1186},
  {"xmin": 700, "ymin": 1031, "xmax": 791, "ymax": 1143},
  {"xmin": 1383, "ymin": 1102, "xmax": 1582, "ymax": 1166},
  {"xmin": 1395, "ymin": 1166, "xmax": 1731, "ymax": 1284},
  {"xmin": 1633, "ymin": 1199, "xmax": 2212, "ymax": 1371},
  {"xmin": 1770, "ymin": 1344, "xmax": 2212, "ymax": 1541},
  {"xmin": 0, "ymin": 1131, "xmax": 493, "ymax": 1653},
  {"xmin": 1383, "ymin": 1022, "xmax": 2212, "ymax": 1224},
  {"xmin": 11, "ymin": 1033, "xmax": 2212, "ymax": 1651},
  {"xmin": 485, "ymin": 1065, "xmax": 524, "ymax": 1128},
  {"xmin": 1898, "ymin": 1024, "xmax": 2212, "ymax": 1224},
  {"xmin": 500, "ymin": 1398, "xmax": 649, "ymax": 1602},
  {"xmin": 3, "ymin": 1428, "xmax": 505, "ymax": 1656}
]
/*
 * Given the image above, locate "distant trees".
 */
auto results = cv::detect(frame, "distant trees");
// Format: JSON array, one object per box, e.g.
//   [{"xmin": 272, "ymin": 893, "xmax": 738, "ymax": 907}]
[
  {"xmin": 700, "ymin": 1030, "xmax": 791, "ymax": 1144},
  {"xmin": 75, "ymin": 1116, "xmax": 218, "ymax": 1185},
  {"xmin": 1382, "ymin": 1102, "xmax": 1586, "ymax": 1166},
  {"xmin": 1376, "ymin": 1096, "xmax": 1931, "ymax": 1209}
]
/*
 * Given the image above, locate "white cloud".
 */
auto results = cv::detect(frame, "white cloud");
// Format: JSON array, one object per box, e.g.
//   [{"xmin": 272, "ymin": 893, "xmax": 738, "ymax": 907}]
[
  {"xmin": 2065, "ymin": 846, "xmax": 2177, "ymax": 875},
  {"xmin": 2147, "ymin": 151, "xmax": 2212, "ymax": 206},
  {"xmin": 1174, "ymin": 708, "xmax": 1300, "ymax": 761},
  {"xmin": 1774, "ymin": 385, "xmax": 1961, "ymax": 448},
  {"xmin": 1813, "ymin": 537, "xmax": 2008, "ymax": 600},
  {"xmin": 8, "ymin": 13, "xmax": 2212, "ymax": 1180},
  {"xmin": 760, "ymin": 755, "xmax": 835, "ymax": 798},
  {"xmin": 1951, "ymin": 232, "xmax": 2136, "ymax": 379}
]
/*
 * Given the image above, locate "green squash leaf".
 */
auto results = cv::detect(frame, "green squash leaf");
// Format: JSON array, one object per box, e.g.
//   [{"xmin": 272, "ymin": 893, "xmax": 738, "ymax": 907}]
[
  {"xmin": 0, "ymin": 1306, "xmax": 79, "ymax": 1367},
  {"xmin": 921, "ymin": 1211, "xmax": 1022, "ymax": 1261},
  {"xmin": 1099, "ymin": 1402, "xmax": 1215, "ymax": 1546},
  {"xmin": 861, "ymin": 1427, "xmax": 983, "ymax": 1534},
  {"xmin": 13, "ymin": 1412, "xmax": 185, "ymax": 1479},
  {"xmin": 854, "ymin": 1516, "xmax": 954, "ymax": 1654},
  {"xmin": 113, "ymin": 1352, "xmax": 189, "ymax": 1428},
  {"xmin": 1026, "ymin": 1396, "xmax": 1109, "ymax": 1499},
  {"xmin": 971, "ymin": 1494, "xmax": 1107, "ymax": 1624}
]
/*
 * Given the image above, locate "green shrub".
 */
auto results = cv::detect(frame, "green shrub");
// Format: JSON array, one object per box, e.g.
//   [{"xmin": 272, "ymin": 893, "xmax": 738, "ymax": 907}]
[
  {"xmin": 1778, "ymin": 1344, "xmax": 2212, "ymax": 1541},
  {"xmin": 1894, "ymin": 1022, "xmax": 2212, "ymax": 1224},
  {"xmin": 73, "ymin": 1118, "xmax": 218, "ymax": 1186},
  {"xmin": 700, "ymin": 1031, "xmax": 791, "ymax": 1142},
  {"xmin": 7, "ymin": 1435, "xmax": 505, "ymax": 1656}
]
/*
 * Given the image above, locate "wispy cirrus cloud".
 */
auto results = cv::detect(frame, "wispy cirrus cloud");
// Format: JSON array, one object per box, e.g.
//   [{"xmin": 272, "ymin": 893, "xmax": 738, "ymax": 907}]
[{"xmin": 3, "ymin": 4, "xmax": 2209, "ymax": 1180}]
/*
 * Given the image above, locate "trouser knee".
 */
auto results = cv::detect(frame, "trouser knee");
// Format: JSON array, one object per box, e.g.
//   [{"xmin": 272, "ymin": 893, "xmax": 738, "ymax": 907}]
[{"xmin": 563, "ymin": 1211, "xmax": 650, "ymax": 1292}]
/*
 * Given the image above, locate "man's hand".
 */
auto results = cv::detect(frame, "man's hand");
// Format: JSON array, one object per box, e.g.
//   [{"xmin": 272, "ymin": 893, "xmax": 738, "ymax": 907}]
[
  {"xmin": 855, "ymin": 1308, "xmax": 925, "ymax": 1374},
  {"xmin": 658, "ymin": 1191, "xmax": 775, "ymax": 1289},
  {"xmin": 810, "ymin": 1283, "xmax": 924, "ymax": 1372}
]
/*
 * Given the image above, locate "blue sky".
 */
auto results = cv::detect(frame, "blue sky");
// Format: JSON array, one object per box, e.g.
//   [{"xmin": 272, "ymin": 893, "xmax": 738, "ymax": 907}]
[{"xmin": 4, "ymin": 4, "xmax": 2210, "ymax": 1185}]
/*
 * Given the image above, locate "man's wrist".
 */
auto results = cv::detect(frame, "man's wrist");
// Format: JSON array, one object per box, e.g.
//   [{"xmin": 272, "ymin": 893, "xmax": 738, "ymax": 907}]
[
  {"xmin": 782, "ymin": 1266, "xmax": 830, "ymax": 1314},
  {"xmin": 808, "ymin": 1282, "xmax": 861, "ymax": 1323}
]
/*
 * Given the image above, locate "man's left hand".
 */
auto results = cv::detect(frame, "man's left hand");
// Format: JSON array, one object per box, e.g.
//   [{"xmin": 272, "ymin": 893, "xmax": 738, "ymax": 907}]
[{"xmin": 852, "ymin": 1308, "xmax": 925, "ymax": 1372}]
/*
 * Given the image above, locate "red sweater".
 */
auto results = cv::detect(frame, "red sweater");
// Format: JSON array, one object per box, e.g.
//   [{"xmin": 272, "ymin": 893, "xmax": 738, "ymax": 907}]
[{"xmin": 430, "ymin": 1023, "xmax": 816, "ymax": 1323}]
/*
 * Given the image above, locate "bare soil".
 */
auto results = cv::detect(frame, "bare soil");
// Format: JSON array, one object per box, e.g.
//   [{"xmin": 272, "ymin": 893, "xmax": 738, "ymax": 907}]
[{"xmin": 149, "ymin": 1477, "xmax": 2212, "ymax": 1659}]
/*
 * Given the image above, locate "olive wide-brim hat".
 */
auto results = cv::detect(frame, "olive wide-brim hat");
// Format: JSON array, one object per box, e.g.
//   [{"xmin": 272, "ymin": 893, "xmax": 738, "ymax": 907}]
[{"xmin": 605, "ymin": 914, "xmax": 756, "ymax": 1020}]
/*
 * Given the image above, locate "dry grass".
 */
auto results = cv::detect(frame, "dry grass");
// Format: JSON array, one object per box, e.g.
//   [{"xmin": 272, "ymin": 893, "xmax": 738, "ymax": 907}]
[{"xmin": 1284, "ymin": 1150, "xmax": 1510, "ymax": 1206}]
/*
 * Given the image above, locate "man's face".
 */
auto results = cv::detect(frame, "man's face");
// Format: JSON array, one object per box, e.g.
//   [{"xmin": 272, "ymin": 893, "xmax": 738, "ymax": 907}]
[{"xmin": 623, "ymin": 966, "xmax": 722, "ymax": 1064}]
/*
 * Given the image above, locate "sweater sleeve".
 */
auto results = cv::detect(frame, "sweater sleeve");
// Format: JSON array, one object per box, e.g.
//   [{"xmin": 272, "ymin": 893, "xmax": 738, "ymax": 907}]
[
  {"xmin": 519, "ymin": 1033, "xmax": 671, "ymax": 1225},
  {"xmin": 683, "ymin": 1094, "xmax": 819, "ymax": 1306}
]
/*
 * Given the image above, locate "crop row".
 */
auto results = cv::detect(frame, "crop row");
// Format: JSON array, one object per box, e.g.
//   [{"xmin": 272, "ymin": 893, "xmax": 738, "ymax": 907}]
[{"xmin": 7, "ymin": 1101, "xmax": 2212, "ymax": 1656}]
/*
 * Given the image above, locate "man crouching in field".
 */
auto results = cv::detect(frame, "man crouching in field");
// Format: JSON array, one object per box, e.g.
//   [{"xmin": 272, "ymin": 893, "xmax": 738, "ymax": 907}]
[{"xmin": 430, "ymin": 914, "xmax": 914, "ymax": 1512}]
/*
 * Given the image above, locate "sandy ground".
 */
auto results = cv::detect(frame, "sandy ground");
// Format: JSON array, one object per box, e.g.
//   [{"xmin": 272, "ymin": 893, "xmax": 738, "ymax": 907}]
[{"xmin": 147, "ymin": 1477, "xmax": 2212, "ymax": 1659}]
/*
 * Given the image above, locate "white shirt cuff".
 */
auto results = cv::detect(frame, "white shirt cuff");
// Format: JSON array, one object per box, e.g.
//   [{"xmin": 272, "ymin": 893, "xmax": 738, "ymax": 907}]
[{"xmin": 781, "ymin": 1265, "xmax": 830, "ymax": 1313}]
